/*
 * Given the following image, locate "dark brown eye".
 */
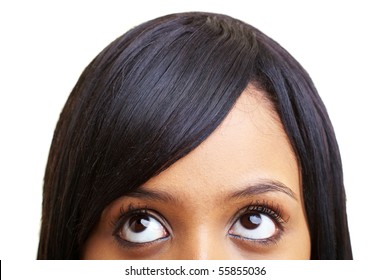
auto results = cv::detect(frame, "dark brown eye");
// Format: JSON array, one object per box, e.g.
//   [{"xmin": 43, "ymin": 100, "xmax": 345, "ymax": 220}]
[
  {"xmin": 230, "ymin": 211, "xmax": 277, "ymax": 240},
  {"xmin": 128, "ymin": 214, "xmax": 150, "ymax": 233},
  {"xmin": 239, "ymin": 213, "xmax": 262, "ymax": 230},
  {"xmin": 119, "ymin": 213, "xmax": 168, "ymax": 243}
]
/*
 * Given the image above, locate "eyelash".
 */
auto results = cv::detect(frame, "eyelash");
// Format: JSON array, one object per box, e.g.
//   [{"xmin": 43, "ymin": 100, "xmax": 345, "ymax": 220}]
[
  {"xmin": 243, "ymin": 200, "xmax": 286, "ymax": 226},
  {"xmin": 230, "ymin": 200, "xmax": 288, "ymax": 246},
  {"xmin": 111, "ymin": 200, "xmax": 288, "ymax": 248},
  {"xmin": 111, "ymin": 204, "xmax": 168, "ymax": 248}
]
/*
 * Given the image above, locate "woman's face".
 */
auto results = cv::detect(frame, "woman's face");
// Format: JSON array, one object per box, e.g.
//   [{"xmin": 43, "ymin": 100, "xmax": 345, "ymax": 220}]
[{"xmin": 82, "ymin": 85, "xmax": 311, "ymax": 259}]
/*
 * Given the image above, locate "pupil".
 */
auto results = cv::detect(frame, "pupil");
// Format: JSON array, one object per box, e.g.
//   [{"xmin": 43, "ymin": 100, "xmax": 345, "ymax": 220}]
[
  {"xmin": 130, "ymin": 215, "xmax": 150, "ymax": 233},
  {"xmin": 240, "ymin": 213, "xmax": 262, "ymax": 230}
]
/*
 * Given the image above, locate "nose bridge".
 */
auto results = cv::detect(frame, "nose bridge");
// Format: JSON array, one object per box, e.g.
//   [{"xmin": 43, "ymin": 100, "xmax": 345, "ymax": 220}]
[{"xmin": 174, "ymin": 227, "xmax": 233, "ymax": 260}]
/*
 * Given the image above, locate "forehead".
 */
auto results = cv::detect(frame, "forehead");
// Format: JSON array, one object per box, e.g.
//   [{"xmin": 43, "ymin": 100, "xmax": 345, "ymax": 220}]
[{"xmin": 144, "ymin": 85, "xmax": 300, "ymax": 203}]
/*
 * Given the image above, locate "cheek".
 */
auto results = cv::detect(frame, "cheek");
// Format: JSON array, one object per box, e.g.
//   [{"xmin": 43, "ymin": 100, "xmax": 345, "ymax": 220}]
[
  {"xmin": 81, "ymin": 218, "xmax": 127, "ymax": 260},
  {"xmin": 81, "ymin": 226, "xmax": 114, "ymax": 259},
  {"xmin": 298, "ymin": 215, "xmax": 311, "ymax": 259},
  {"xmin": 280, "ymin": 215, "xmax": 311, "ymax": 259}
]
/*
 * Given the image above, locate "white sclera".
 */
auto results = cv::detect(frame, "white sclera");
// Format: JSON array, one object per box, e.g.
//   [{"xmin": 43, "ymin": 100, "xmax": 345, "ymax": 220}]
[
  {"xmin": 230, "ymin": 214, "xmax": 276, "ymax": 240},
  {"xmin": 121, "ymin": 216, "xmax": 167, "ymax": 243}
]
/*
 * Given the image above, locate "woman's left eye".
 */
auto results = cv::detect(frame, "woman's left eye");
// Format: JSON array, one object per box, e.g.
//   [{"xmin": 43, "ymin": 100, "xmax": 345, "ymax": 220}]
[
  {"xmin": 118, "ymin": 213, "xmax": 168, "ymax": 244},
  {"xmin": 229, "ymin": 211, "xmax": 277, "ymax": 241}
]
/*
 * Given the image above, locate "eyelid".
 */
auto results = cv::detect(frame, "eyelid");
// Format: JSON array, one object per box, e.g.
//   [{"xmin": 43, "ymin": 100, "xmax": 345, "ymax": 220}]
[
  {"xmin": 111, "ymin": 205, "xmax": 171, "ymax": 239},
  {"xmin": 227, "ymin": 201, "xmax": 288, "ymax": 248},
  {"xmin": 233, "ymin": 200, "xmax": 287, "ymax": 222},
  {"xmin": 229, "ymin": 200, "xmax": 288, "ymax": 237},
  {"xmin": 246, "ymin": 204, "xmax": 286, "ymax": 228},
  {"xmin": 229, "ymin": 230, "xmax": 283, "ymax": 247}
]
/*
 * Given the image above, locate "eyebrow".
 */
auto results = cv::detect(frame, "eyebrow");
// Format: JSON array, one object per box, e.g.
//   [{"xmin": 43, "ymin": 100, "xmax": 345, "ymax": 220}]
[
  {"xmin": 126, "ymin": 180, "xmax": 297, "ymax": 203},
  {"xmin": 125, "ymin": 188, "xmax": 178, "ymax": 204},
  {"xmin": 227, "ymin": 180, "xmax": 298, "ymax": 202}
]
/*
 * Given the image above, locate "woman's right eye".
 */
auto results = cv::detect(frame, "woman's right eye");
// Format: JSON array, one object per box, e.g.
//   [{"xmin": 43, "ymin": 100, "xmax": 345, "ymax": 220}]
[{"xmin": 118, "ymin": 213, "xmax": 169, "ymax": 244}]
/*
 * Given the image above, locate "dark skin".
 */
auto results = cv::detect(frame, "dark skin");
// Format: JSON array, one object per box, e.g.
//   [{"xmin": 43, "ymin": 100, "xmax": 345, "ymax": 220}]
[{"xmin": 82, "ymin": 85, "xmax": 311, "ymax": 259}]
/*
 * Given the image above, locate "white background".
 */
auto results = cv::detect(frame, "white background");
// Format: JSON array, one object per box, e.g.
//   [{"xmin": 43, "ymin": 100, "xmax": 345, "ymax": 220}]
[{"xmin": 1, "ymin": 0, "xmax": 389, "ymax": 267}]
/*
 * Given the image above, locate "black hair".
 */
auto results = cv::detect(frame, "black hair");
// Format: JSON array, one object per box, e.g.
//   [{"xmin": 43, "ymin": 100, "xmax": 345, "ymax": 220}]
[{"xmin": 38, "ymin": 12, "xmax": 352, "ymax": 259}]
